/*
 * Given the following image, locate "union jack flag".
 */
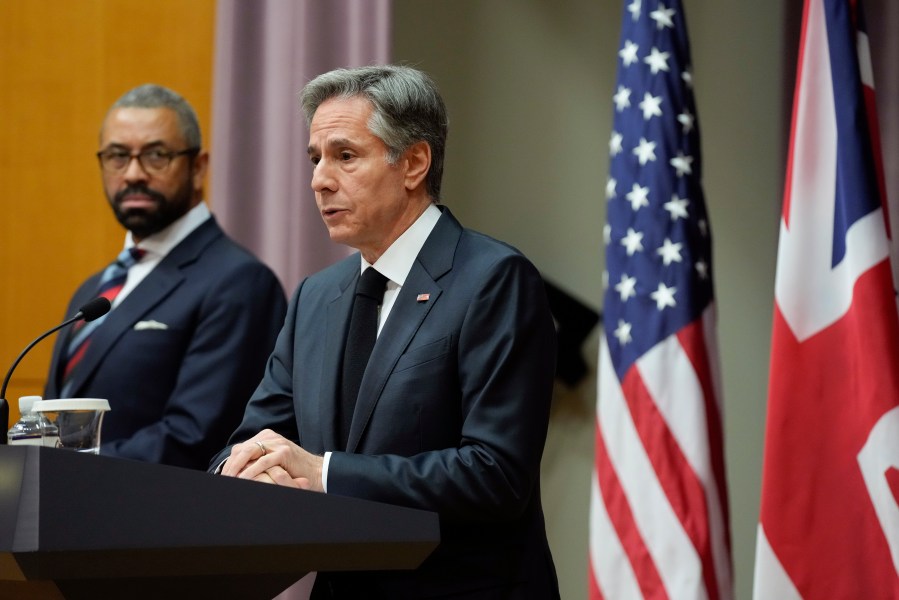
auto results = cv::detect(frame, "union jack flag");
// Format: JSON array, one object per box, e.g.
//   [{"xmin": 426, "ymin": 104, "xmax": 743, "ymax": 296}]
[
  {"xmin": 753, "ymin": 0, "xmax": 899, "ymax": 597},
  {"xmin": 589, "ymin": 1, "xmax": 733, "ymax": 598}
]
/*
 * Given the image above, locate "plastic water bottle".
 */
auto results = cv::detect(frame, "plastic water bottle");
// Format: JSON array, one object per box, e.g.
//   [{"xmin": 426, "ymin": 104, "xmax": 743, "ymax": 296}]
[{"xmin": 7, "ymin": 395, "xmax": 43, "ymax": 445}]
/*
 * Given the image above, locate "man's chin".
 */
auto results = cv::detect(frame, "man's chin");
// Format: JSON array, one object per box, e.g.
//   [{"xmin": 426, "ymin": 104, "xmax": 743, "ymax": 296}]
[{"xmin": 116, "ymin": 211, "xmax": 162, "ymax": 239}]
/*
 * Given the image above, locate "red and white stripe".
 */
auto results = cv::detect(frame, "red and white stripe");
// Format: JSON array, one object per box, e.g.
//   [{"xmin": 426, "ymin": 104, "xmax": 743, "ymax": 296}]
[{"xmin": 590, "ymin": 305, "xmax": 733, "ymax": 600}]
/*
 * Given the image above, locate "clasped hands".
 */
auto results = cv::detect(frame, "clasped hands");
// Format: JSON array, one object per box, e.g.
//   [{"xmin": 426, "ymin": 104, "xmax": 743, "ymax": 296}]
[{"xmin": 221, "ymin": 429, "xmax": 324, "ymax": 492}]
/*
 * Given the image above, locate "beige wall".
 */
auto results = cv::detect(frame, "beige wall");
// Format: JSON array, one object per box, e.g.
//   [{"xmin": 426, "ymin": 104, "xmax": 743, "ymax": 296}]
[
  {"xmin": 0, "ymin": 0, "xmax": 215, "ymax": 412},
  {"xmin": 393, "ymin": 1, "xmax": 787, "ymax": 598}
]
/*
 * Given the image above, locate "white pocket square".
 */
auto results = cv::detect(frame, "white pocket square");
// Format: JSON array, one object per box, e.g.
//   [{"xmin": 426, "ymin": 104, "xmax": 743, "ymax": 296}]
[{"xmin": 134, "ymin": 320, "xmax": 168, "ymax": 331}]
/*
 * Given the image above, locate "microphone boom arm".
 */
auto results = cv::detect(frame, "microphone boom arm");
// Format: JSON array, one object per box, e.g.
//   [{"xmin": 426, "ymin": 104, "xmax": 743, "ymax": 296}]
[
  {"xmin": 0, "ymin": 296, "xmax": 111, "ymax": 410},
  {"xmin": 0, "ymin": 314, "xmax": 82, "ymax": 403}
]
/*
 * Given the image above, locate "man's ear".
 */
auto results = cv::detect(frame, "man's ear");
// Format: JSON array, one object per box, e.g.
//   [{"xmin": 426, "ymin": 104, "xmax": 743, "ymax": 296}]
[
  {"xmin": 192, "ymin": 150, "xmax": 210, "ymax": 197},
  {"xmin": 403, "ymin": 141, "xmax": 431, "ymax": 191}
]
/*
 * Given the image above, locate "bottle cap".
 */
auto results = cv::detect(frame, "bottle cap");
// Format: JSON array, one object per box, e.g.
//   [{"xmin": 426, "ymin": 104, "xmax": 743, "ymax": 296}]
[{"xmin": 18, "ymin": 395, "xmax": 42, "ymax": 414}]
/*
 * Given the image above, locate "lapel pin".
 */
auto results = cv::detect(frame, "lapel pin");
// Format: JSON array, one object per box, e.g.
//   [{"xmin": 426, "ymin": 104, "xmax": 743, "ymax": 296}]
[{"xmin": 416, "ymin": 293, "xmax": 430, "ymax": 303}]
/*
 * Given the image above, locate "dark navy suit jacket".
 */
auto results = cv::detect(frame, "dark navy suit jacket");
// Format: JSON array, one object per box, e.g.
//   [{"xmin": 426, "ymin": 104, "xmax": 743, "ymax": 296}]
[
  {"xmin": 212, "ymin": 208, "xmax": 560, "ymax": 599},
  {"xmin": 46, "ymin": 217, "xmax": 287, "ymax": 470}
]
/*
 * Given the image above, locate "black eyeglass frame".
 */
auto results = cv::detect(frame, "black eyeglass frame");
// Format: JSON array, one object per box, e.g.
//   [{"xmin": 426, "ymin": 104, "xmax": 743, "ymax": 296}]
[{"xmin": 96, "ymin": 147, "xmax": 200, "ymax": 174}]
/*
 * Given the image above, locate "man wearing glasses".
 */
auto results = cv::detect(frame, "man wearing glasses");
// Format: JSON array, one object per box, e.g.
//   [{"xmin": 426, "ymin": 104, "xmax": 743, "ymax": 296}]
[{"xmin": 44, "ymin": 84, "xmax": 287, "ymax": 470}]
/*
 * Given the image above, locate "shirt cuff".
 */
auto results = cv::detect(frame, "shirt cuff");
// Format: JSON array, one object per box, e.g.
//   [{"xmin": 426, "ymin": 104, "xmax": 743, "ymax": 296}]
[{"xmin": 322, "ymin": 451, "xmax": 331, "ymax": 493}]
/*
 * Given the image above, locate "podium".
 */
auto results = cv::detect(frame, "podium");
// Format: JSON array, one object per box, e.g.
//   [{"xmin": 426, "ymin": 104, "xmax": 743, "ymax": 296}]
[{"xmin": 0, "ymin": 446, "xmax": 439, "ymax": 599}]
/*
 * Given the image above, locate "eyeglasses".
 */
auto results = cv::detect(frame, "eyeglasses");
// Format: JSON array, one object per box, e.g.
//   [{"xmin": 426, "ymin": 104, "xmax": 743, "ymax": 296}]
[{"xmin": 96, "ymin": 147, "xmax": 200, "ymax": 174}]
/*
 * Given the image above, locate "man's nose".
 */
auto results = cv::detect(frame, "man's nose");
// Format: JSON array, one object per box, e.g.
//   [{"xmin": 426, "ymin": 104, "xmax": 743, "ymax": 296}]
[
  {"xmin": 123, "ymin": 155, "xmax": 150, "ymax": 183},
  {"xmin": 310, "ymin": 161, "xmax": 335, "ymax": 192}
]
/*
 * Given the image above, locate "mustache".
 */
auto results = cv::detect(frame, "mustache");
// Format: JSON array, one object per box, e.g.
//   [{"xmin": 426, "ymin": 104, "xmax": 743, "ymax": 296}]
[{"xmin": 114, "ymin": 185, "xmax": 167, "ymax": 206}]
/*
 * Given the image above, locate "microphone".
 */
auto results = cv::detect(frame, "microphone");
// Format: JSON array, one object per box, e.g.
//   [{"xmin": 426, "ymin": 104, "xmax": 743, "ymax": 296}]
[
  {"xmin": 77, "ymin": 297, "xmax": 112, "ymax": 322},
  {"xmin": 0, "ymin": 297, "xmax": 112, "ymax": 442}
]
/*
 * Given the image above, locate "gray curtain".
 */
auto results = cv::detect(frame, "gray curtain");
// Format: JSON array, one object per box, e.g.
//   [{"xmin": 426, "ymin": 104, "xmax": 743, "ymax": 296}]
[
  {"xmin": 211, "ymin": 0, "xmax": 392, "ymax": 295},
  {"xmin": 868, "ymin": 1, "xmax": 899, "ymax": 286},
  {"xmin": 209, "ymin": 2, "xmax": 391, "ymax": 597}
]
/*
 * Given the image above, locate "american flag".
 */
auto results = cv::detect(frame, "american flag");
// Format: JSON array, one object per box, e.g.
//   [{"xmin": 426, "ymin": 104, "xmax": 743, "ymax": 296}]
[
  {"xmin": 753, "ymin": 1, "xmax": 899, "ymax": 597},
  {"xmin": 588, "ymin": 1, "xmax": 733, "ymax": 598}
]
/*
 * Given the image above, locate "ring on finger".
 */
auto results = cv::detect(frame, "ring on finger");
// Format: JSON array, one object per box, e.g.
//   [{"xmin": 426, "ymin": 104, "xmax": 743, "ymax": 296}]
[{"xmin": 255, "ymin": 441, "xmax": 268, "ymax": 456}]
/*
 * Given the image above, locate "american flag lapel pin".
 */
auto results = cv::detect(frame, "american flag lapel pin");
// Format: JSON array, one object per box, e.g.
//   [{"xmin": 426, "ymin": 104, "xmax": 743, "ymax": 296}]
[{"xmin": 416, "ymin": 293, "xmax": 430, "ymax": 303}]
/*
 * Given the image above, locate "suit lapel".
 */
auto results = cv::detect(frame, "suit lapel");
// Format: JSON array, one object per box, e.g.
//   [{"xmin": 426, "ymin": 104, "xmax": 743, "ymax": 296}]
[
  {"xmin": 65, "ymin": 219, "xmax": 221, "ymax": 397},
  {"xmin": 346, "ymin": 208, "xmax": 462, "ymax": 452},
  {"xmin": 318, "ymin": 266, "xmax": 357, "ymax": 450}
]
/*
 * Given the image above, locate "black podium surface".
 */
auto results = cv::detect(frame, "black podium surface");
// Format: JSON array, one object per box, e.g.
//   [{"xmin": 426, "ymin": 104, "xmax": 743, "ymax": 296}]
[{"xmin": 0, "ymin": 446, "xmax": 439, "ymax": 599}]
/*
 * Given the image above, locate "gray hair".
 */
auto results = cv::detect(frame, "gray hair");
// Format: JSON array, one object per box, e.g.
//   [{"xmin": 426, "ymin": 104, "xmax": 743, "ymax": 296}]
[
  {"xmin": 106, "ymin": 84, "xmax": 202, "ymax": 148},
  {"xmin": 300, "ymin": 65, "xmax": 448, "ymax": 200}
]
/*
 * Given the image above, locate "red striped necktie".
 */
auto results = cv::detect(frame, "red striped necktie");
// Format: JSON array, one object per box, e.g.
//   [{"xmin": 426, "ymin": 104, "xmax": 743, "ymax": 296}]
[{"xmin": 60, "ymin": 247, "xmax": 145, "ymax": 396}]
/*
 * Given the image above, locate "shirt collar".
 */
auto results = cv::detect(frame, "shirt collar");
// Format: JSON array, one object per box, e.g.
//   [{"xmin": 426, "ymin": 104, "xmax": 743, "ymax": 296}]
[
  {"xmin": 362, "ymin": 203, "xmax": 442, "ymax": 286},
  {"xmin": 125, "ymin": 202, "xmax": 211, "ymax": 257}
]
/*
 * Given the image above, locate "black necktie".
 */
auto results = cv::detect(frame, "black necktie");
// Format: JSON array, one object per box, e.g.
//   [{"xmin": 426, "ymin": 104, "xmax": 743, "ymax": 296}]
[{"xmin": 339, "ymin": 267, "xmax": 388, "ymax": 449}]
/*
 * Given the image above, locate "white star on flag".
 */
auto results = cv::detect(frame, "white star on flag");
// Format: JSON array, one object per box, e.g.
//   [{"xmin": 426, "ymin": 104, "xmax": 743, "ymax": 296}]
[
  {"xmin": 614, "ymin": 273, "xmax": 638, "ymax": 301},
  {"xmin": 625, "ymin": 182, "xmax": 650, "ymax": 211},
  {"xmin": 678, "ymin": 109, "xmax": 694, "ymax": 133},
  {"xmin": 695, "ymin": 259, "xmax": 708, "ymax": 280},
  {"xmin": 620, "ymin": 227, "xmax": 644, "ymax": 255},
  {"xmin": 639, "ymin": 92, "xmax": 663, "ymax": 120},
  {"xmin": 664, "ymin": 195, "xmax": 690, "ymax": 220},
  {"xmin": 649, "ymin": 282, "xmax": 677, "ymax": 309},
  {"xmin": 627, "ymin": 0, "xmax": 641, "ymax": 21},
  {"xmin": 650, "ymin": 3, "xmax": 676, "ymax": 29},
  {"xmin": 619, "ymin": 40, "xmax": 639, "ymax": 66},
  {"xmin": 656, "ymin": 238, "xmax": 683, "ymax": 265},
  {"xmin": 613, "ymin": 319, "xmax": 633, "ymax": 344},
  {"xmin": 613, "ymin": 85, "xmax": 632, "ymax": 111},
  {"xmin": 669, "ymin": 151, "xmax": 693, "ymax": 176},
  {"xmin": 633, "ymin": 137, "xmax": 657, "ymax": 165},
  {"xmin": 644, "ymin": 47, "xmax": 670, "ymax": 74},
  {"xmin": 609, "ymin": 131, "xmax": 624, "ymax": 156}
]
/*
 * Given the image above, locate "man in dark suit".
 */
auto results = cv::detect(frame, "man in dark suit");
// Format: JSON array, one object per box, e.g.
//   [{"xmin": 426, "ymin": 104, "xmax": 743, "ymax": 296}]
[
  {"xmin": 45, "ymin": 84, "xmax": 286, "ymax": 470},
  {"xmin": 213, "ymin": 65, "xmax": 559, "ymax": 599}
]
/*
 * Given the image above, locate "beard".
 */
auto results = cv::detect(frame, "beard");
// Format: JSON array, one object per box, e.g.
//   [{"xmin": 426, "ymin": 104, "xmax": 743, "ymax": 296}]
[{"xmin": 110, "ymin": 181, "xmax": 193, "ymax": 240}]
